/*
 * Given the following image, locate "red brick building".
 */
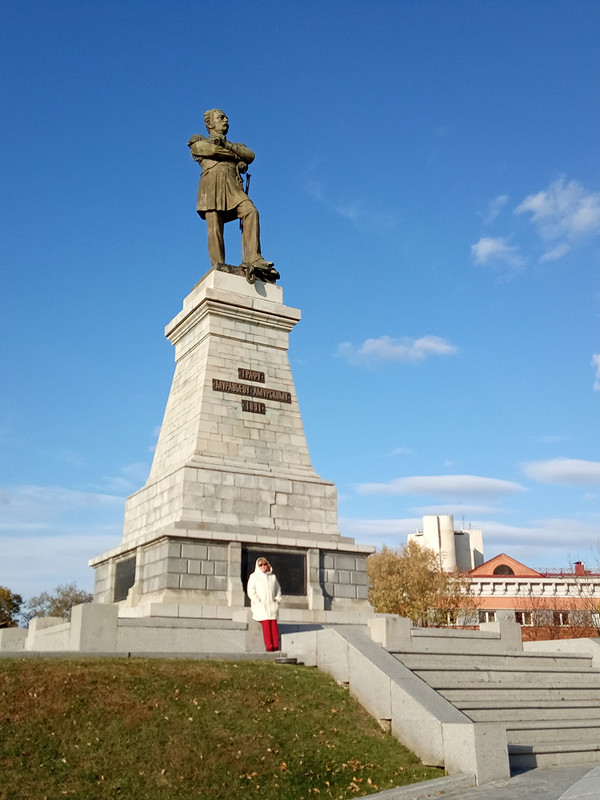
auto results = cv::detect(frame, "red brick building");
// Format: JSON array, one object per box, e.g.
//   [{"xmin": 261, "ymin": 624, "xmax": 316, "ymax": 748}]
[{"xmin": 467, "ymin": 553, "xmax": 600, "ymax": 639}]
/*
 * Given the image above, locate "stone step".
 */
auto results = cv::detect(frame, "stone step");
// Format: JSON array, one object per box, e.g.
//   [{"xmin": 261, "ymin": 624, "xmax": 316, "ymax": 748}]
[
  {"xmin": 416, "ymin": 669, "xmax": 600, "ymax": 688},
  {"xmin": 441, "ymin": 687, "xmax": 600, "ymax": 703},
  {"xmin": 506, "ymin": 720, "xmax": 600, "ymax": 745},
  {"xmin": 508, "ymin": 741, "xmax": 600, "ymax": 770},
  {"xmin": 458, "ymin": 702, "xmax": 600, "ymax": 722},
  {"xmin": 396, "ymin": 652, "xmax": 593, "ymax": 671}
]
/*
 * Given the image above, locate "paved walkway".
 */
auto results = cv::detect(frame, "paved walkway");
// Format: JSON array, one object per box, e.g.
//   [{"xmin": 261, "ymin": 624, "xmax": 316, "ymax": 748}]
[
  {"xmin": 441, "ymin": 765, "xmax": 600, "ymax": 800},
  {"xmin": 372, "ymin": 765, "xmax": 600, "ymax": 800}
]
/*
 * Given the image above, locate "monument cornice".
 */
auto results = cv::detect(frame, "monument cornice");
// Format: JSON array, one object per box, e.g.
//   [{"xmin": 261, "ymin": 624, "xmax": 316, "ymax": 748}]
[{"xmin": 167, "ymin": 293, "xmax": 300, "ymax": 349}]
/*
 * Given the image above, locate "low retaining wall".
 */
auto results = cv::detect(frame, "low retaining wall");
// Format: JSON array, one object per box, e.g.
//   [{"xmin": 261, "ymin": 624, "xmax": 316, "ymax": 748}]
[
  {"xmin": 1, "ymin": 605, "xmax": 261, "ymax": 655},
  {"xmin": 2, "ymin": 602, "xmax": 380, "ymax": 656}
]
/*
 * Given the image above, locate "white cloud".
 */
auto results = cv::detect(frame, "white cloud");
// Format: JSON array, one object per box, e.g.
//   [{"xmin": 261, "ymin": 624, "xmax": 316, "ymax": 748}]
[
  {"xmin": 0, "ymin": 483, "xmax": 125, "ymax": 598},
  {"xmin": 473, "ymin": 178, "xmax": 600, "ymax": 270},
  {"xmin": 539, "ymin": 242, "xmax": 571, "ymax": 262},
  {"xmin": 340, "ymin": 514, "xmax": 600, "ymax": 567},
  {"xmin": 333, "ymin": 200, "xmax": 398, "ymax": 233},
  {"xmin": 302, "ymin": 178, "xmax": 398, "ymax": 232},
  {"xmin": 592, "ymin": 354, "xmax": 600, "ymax": 391},
  {"xmin": 482, "ymin": 194, "xmax": 509, "ymax": 224},
  {"xmin": 340, "ymin": 516, "xmax": 421, "ymax": 537},
  {"xmin": 413, "ymin": 503, "xmax": 507, "ymax": 517},
  {"xmin": 337, "ymin": 335, "xmax": 458, "ymax": 365},
  {"xmin": 339, "ymin": 516, "xmax": 421, "ymax": 550},
  {"xmin": 386, "ymin": 447, "xmax": 414, "ymax": 456},
  {"xmin": 0, "ymin": 531, "xmax": 119, "ymax": 600},
  {"xmin": 475, "ymin": 517, "xmax": 600, "ymax": 566},
  {"xmin": 538, "ymin": 434, "xmax": 570, "ymax": 444},
  {"xmin": 303, "ymin": 178, "xmax": 325, "ymax": 204},
  {"xmin": 515, "ymin": 177, "xmax": 600, "ymax": 262},
  {"xmin": 0, "ymin": 485, "xmax": 124, "ymax": 521},
  {"xmin": 471, "ymin": 236, "xmax": 524, "ymax": 269},
  {"xmin": 357, "ymin": 474, "xmax": 525, "ymax": 498},
  {"xmin": 98, "ymin": 462, "xmax": 149, "ymax": 493},
  {"xmin": 523, "ymin": 458, "xmax": 600, "ymax": 486},
  {"xmin": 515, "ymin": 177, "xmax": 600, "ymax": 241}
]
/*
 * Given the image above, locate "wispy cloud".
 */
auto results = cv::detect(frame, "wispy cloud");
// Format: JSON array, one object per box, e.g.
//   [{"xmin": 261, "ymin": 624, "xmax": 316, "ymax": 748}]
[
  {"xmin": 340, "ymin": 516, "xmax": 421, "ymax": 538},
  {"xmin": 482, "ymin": 194, "xmax": 509, "ymax": 224},
  {"xmin": 340, "ymin": 514, "xmax": 600, "ymax": 565},
  {"xmin": 98, "ymin": 462, "xmax": 149, "ymax": 493},
  {"xmin": 0, "ymin": 531, "xmax": 120, "ymax": 599},
  {"xmin": 523, "ymin": 458, "xmax": 600, "ymax": 486},
  {"xmin": 473, "ymin": 177, "xmax": 600, "ymax": 269},
  {"xmin": 592, "ymin": 354, "xmax": 600, "ymax": 391},
  {"xmin": 539, "ymin": 242, "xmax": 571, "ymax": 262},
  {"xmin": 475, "ymin": 517, "xmax": 600, "ymax": 565},
  {"xmin": 515, "ymin": 176, "xmax": 600, "ymax": 261},
  {"xmin": 538, "ymin": 434, "xmax": 570, "ymax": 444},
  {"xmin": 337, "ymin": 335, "xmax": 458, "ymax": 365},
  {"xmin": 413, "ymin": 503, "xmax": 507, "ymax": 517},
  {"xmin": 302, "ymin": 179, "xmax": 398, "ymax": 233},
  {"xmin": 0, "ymin": 485, "xmax": 124, "ymax": 521},
  {"xmin": 384, "ymin": 446, "xmax": 415, "ymax": 457},
  {"xmin": 303, "ymin": 178, "xmax": 325, "ymax": 204},
  {"xmin": 357, "ymin": 474, "xmax": 525, "ymax": 498},
  {"xmin": 0, "ymin": 482, "xmax": 127, "ymax": 598},
  {"xmin": 471, "ymin": 236, "xmax": 524, "ymax": 270},
  {"xmin": 339, "ymin": 516, "xmax": 421, "ymax": 549}
]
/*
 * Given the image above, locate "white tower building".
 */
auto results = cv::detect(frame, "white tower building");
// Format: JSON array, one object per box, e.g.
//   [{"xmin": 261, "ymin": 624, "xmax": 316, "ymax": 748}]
[{"xmin": 408, "ymin": 515, "xmax": 484, "ymax": 572}]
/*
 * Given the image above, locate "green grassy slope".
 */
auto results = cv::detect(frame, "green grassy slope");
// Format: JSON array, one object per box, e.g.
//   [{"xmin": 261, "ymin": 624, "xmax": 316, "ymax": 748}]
[{"xmin": 0, "ymin": 658, "xmax": 443, "ymax": 800}]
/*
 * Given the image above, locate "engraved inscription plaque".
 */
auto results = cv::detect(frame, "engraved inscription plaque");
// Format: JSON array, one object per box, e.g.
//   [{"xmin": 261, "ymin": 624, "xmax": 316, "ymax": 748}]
[
  {"xmin": 242, "ymin": 399, "xmax": 266, "ymax": 414},
  {"xmin": 242, "ymin": 548, "xmax": 306, "ymax": 597},
  {"xmin": 114, "ymin": 556, "xmax": 136, "ymax": 602},
  {"xmin": 238, "ymin": 368, "xmax": 265, "ymax": 383},
  {"xmin": 212, "ymin": 378, "xmax": 291, "ymax": 404}
]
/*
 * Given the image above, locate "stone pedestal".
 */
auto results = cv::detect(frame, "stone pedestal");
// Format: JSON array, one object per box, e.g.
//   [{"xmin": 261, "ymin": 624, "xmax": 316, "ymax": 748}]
[{"xmin": 90, "ymin": 269, "xmax": 373, "ymax": 619}]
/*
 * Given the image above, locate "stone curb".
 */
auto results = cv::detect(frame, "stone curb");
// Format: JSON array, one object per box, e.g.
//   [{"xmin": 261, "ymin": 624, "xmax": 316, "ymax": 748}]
[{"xmin": 0, "ymin": 650, "xmax": 283, "ymax": 660}]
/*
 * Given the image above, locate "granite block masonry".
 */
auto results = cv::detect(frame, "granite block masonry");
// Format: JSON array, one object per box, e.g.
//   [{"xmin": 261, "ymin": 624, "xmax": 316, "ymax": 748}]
[{"xmin": 90, "ymin": 268, "xmax": 373, "ymax": 619}]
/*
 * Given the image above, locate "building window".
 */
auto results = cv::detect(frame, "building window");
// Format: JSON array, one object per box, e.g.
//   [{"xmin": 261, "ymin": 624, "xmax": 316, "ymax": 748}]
[
  {"xmin": 493, "ymin": 564, "xmax": 515, "ymax": 575},
  {"xmin": 478, "ymin": 610, "xmax": 496, "ymax": 623},
  {"xmin": 515, "ymin": 611, "xmax": 532, "ymax": 626},
  {"xmin": 553, "ymin": 611, "xmax": 570, "ymax": 626}
]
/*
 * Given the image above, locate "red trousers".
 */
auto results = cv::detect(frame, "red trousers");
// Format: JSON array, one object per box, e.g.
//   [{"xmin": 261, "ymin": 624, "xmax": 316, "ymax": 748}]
[{"xmin": 260, "ymin": 619, "xmax": 279, "ymax": 651}]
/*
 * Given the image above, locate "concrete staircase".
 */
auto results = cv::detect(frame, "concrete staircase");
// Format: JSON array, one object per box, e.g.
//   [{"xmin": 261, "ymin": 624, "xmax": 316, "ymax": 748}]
[
  {"xmin": 280, "ymin": 616, "xmax": 600, "ymax": 783},
  {"xmin": 393, "ymin": 648, "xmax": 600, "ymax": 770}
]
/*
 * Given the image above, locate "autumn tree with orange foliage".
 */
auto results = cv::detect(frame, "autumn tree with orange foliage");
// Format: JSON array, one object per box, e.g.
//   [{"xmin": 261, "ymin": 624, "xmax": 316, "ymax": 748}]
[
  {"xmin": 367, "ymin": 541, "xmax": 475, "ymax": 627},
  {"xmin": 0, "ymin": 586, "xmax": 23, "ymax": 628}
]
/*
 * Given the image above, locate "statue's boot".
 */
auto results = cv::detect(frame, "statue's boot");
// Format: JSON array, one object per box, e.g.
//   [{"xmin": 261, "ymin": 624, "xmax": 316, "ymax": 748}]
[{"xmin": 251, "ymin": 256, "xmax": 274, "ymax": 268}]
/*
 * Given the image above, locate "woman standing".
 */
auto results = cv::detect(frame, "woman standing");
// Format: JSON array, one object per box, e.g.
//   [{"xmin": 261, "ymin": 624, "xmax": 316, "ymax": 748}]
[{"xmin": 247, "ymin": 557, "xmax": 282, "ymax": 652}]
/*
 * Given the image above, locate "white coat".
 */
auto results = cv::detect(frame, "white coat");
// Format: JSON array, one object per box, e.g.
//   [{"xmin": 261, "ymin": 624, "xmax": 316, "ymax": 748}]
[{"xmin": 247, "ymin": 560, "xmax": 282, "ymax": 622}]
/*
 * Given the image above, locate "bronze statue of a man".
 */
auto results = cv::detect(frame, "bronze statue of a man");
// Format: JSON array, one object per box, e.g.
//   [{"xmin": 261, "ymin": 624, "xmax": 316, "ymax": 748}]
[{"xmin": 188, "ymin": 110, "xmax": 274, "ymax": 272}]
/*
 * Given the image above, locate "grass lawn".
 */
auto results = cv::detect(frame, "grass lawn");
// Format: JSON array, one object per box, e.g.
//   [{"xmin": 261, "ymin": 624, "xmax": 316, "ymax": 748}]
[{"xmin": 0, "ymin": 658, "xmax": 443, "ymax": 800}]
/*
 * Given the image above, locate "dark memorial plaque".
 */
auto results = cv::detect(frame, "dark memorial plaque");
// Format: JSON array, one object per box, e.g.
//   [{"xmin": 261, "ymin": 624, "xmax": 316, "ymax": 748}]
[
  {"xmin": 238, "ymin": 368, "xmax": 265, "ymax": 383},
  {"xmin": 242, "ymin": 548, "xmax": 306, "ymax": 596},
  {"xmin": 212, "ymin": 378, "xmax": 291, "ymax": 404},
  {"xmin": 113, "ymin": 556, "xmax": 136, "ymax": 602},
  {"xmin": 242, "ymin": 399, "xmax": 266, "ymax": 414}
]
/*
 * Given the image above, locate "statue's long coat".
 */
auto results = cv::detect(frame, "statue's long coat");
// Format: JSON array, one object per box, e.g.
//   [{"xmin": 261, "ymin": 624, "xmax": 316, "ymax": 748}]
[{"xmin": 188, "ymin": 137, "xmax": 255, "ymax": 222}]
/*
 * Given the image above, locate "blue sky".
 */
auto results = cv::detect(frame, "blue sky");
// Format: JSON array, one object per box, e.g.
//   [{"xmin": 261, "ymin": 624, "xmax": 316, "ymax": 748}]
[{"xmin": 2, "ymin": 1, "xmax": 600, "ymax": 600}]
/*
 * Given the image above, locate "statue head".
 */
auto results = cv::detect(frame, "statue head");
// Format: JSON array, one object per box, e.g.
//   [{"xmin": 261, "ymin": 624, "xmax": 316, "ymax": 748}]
[{"xmin": 204, "ymin": 109, "xmax": 229, "ymax": 136}]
